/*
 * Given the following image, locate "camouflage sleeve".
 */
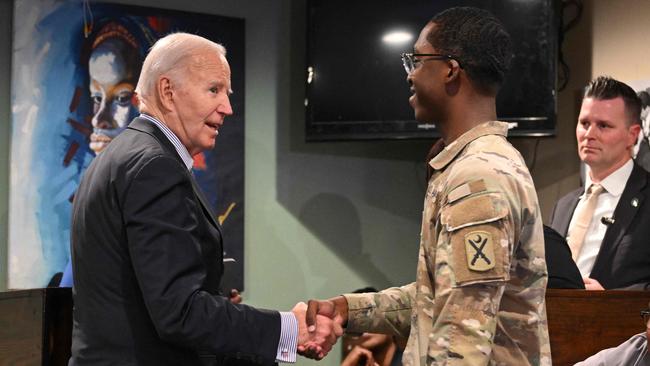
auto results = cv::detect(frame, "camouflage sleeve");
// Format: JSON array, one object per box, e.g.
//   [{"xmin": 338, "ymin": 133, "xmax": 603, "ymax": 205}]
[
  {"xmin": 427, "ymin": 285, "xmax": 505, "ymax": 364},
  {"xmin": 343, "ymin": 283, "xmax": 415, "ymax": 338},
  {"xmin": 427, "ymin": 175, "xmax": 516, "ymax": 364}
]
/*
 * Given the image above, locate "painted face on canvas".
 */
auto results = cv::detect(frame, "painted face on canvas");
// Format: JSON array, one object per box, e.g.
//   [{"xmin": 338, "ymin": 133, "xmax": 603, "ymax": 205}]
[{"xmin": 88, "ymin": 37, "xmax": 139, "ymax": 154}]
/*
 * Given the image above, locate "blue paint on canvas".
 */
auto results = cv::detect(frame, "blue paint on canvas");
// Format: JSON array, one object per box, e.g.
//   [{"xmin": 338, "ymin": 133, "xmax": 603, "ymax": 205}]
[{"xmin": 10, "ymin": 0, "xmax": 245, "ymax": 290}]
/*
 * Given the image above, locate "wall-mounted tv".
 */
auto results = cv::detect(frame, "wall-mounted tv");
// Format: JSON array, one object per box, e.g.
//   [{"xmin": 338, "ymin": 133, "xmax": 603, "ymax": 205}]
[{"xmin": 305, "ymin": 0, "xmax": 559, "ymax": 141}]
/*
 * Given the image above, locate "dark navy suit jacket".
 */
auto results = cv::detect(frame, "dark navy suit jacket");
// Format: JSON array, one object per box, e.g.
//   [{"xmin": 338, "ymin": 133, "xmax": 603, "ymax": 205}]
[
  {"xmin": 550, "ymin": 163, "xmax": 650, "ymax": 290},
  {"xmin": 70, "ymin": 117, "xmax": 280, "ymax": 365}
]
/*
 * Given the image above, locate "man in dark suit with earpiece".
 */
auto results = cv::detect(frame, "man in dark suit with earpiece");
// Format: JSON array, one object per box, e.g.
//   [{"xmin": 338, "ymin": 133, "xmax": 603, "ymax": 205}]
[{"xmin": 550, "ymin": 76, "xmax": 650, "ymax": 291}]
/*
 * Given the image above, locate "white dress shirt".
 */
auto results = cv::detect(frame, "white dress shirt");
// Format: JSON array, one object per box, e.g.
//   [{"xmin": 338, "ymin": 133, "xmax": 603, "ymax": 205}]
[{"xmin": 570, "ymin": 159, "xmax": 634, "ymax": 277}]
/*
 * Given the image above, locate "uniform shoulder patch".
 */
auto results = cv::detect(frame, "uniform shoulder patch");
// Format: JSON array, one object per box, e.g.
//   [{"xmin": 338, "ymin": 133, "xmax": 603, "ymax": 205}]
[{"xmin": 464, "ymin": 230, "xmax": 495, "ymax": 271}]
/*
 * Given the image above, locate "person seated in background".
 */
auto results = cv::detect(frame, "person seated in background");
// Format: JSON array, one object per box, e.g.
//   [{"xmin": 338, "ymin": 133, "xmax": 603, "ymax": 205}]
[
  {"xmin": 341, "ymin": 332, "xmax": 406, "ymax": 366},
  {"xmin": 543, "ymin": 225, "xmax": 584, "ymax": 289},
  {"xmin": 550, "ymin": 76, "xmax": 650, "ymax": 290},
  {"xmin": 575, "ymin": 301, "xmax": 650, "ymax": 365},
  {"xmin": 340, "ymin": 288, "xmax": 405, "ymax": 366}
]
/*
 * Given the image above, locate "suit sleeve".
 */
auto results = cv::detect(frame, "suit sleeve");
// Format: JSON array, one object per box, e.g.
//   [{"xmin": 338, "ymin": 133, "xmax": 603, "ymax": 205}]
[{"xmin": 122, "ymin": 155, "xmax": 281, "ymax": 363}]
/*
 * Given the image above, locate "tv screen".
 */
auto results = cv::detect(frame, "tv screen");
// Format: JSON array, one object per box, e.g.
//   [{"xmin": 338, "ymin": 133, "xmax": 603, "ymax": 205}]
[{"xmin": 305, "ymin": 0, "xmax": 558, "ymax": 141}]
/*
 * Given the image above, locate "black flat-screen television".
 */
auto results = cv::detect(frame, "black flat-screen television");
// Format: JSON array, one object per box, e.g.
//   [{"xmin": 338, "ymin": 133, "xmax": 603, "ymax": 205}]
[{"xmin": 305, "ymin": 0, "xmax": 559, "ymax": 141}]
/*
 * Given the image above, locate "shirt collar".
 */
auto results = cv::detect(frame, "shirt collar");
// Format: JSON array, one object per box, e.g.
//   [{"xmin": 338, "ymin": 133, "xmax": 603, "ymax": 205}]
[
  {"xmin": 429, "ymin": 121, "xmax": 509, "ymax": 171},
  {"xmin": 139, "ymin": 113, "xmax": 194, "ymax": 171},
  {"xmin": 585, "ymin": 159, "xmax": 633, "ymax": 197}
]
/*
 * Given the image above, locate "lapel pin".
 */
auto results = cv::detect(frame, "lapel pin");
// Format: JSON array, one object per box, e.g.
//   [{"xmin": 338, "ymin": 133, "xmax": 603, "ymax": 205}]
[{"xmin": 632, "ymin": 198, "xmax": 639, "ymax": 207}]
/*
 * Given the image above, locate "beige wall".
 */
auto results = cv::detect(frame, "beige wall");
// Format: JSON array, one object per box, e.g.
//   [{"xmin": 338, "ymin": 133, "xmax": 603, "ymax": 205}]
[{"xmin": 592, "ymin": 0, "xmax": 650, "ymax": 81}]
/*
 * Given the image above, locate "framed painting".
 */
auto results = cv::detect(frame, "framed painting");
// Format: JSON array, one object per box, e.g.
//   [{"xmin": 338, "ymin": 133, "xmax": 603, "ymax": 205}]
[
  {"xmin": 629, "ymin": 79, "xmax": 650, "ymax": 172},
  {"xmin": 10, "ymin": 0, "xmax": 245, "ymax": 291}
]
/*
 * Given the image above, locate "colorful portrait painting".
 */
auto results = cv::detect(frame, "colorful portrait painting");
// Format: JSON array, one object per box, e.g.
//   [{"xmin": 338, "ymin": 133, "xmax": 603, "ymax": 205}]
[
  {"xmin": 9, "ymin": 0, "xmax": 245, "ymax": 291},
  {"xmin": 629, "ymin": 79, "xmax": 650, "ymax": 173}
]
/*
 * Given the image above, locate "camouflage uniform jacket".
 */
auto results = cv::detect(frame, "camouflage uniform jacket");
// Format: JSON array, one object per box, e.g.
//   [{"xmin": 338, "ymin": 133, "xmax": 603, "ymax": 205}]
[{"xmin": 344, "ymin": 121, "xmax": 551, "ymax": 365}]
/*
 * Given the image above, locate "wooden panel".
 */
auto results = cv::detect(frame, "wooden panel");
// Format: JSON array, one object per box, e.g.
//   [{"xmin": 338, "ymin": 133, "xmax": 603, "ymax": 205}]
[
  {"xmin": 0, "ymin": 290, "xmax": 44, "ymax": 365},
  {"xmin": 0, "ymin": 288, "xmax": 72, "ymax": 366},
  {"xmin": 44, "ymin": 288, "xmax": 73, "ymax": 366},
  {"xmin": 546, "ymin": 289, "xmax": 650, "ymax": 366},
  {"xmin": 0, "ymin": 288, "xmax": 648, "ymax": 365}
]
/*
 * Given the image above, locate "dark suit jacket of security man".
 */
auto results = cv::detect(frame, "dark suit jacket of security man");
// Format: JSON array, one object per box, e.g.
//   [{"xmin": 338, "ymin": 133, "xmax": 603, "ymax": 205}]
[
  {"xmin": 549, "ymin": 163, "xmax": 650, "ymax": 290},
  {"xmin": 69, "ymin": 117, "xmax": 280, "ymax": 365}
]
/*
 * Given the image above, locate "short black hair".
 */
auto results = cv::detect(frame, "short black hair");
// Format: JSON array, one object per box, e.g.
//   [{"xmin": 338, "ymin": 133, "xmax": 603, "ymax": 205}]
[
  {"xmin": 427, "ymin": 6, "xmax": 512, "ymax": 94},
  {"xmin": 584, "ymin": 76, "xmax": 642, "ymax": 126},
  {"xmin": 638, "ymin": 90, "xmax": 650, "ymax": 109}
]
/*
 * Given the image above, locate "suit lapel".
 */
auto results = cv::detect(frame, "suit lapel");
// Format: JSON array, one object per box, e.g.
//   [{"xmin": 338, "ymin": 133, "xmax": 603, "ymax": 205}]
[
  {"xmin": 592, "ymin": 164, "xmax": 646, "ymax": 277},
  {"xmin": 189, "ymin": 175, "xmax": 223, "ymax": 231},
  {"xmin": 128, "ymin": 117, "xmax": 223, "ymax": 232},
  {"xmin": 557, "ymin": 190, "xmax": 582, "ymax": 237}
]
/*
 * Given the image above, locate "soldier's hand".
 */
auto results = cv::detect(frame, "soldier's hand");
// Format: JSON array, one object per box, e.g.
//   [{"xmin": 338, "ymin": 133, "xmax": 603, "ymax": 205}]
[
  {"xmin": 293, "ymin": 301, "xmax": 343, "ymax": 360},
  {"xmin": 298, "ymin": 297, "xmax": 347, "ymax": 359},
  {"xmin": 305, "ymin": 296, "xmax": 348, "ymax": 330}
]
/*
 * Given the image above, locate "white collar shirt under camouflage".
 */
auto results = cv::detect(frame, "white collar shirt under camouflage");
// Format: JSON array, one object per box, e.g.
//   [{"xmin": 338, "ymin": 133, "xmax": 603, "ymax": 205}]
[{"xmin": 344, "ymin": 121, "xmax": 551, "ymax": 366}]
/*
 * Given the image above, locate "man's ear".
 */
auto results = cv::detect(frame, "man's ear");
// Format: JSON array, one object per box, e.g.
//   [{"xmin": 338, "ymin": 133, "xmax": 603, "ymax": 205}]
[
  {"xmin": 445, "ymin": 59, "xmax": 461, "ymax": 81},
  {"xmin": 629, "ymin": 123, "xmax": 642, "ymax": 148},
  {"xmin": 157, "ymin": 76, "xmax": 174, "ymax": 112}
]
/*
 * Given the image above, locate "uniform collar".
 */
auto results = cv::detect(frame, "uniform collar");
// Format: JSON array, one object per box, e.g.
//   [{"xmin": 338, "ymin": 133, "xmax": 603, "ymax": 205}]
[{"xmin": 429, "ymin": 121, "xmax": 509, "ymax": 171}]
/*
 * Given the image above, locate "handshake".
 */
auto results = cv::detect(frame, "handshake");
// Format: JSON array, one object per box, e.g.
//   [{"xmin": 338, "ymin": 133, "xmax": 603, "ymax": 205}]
[{"xmin": 290, "ymin": 296, "xmax": 349, "ymax": 360}]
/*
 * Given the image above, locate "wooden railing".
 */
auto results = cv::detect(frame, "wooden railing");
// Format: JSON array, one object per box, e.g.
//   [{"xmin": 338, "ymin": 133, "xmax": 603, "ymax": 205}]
[
  {"xmin": 1, "ymin": 288, "xmax": 649, "ymax": 365},
  {"xmin": 0, "ymin": 288, "xmax": 72, "ymax": 366},
  {"xmin": 546, "ymin": 289, "xmax": 650, "ymax": 365}
]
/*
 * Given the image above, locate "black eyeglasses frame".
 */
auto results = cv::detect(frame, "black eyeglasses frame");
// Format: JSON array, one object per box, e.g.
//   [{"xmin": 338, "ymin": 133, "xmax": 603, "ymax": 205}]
[{"xmin": 400, "ymin": 53, "xmax": 463, "ymax": 74}]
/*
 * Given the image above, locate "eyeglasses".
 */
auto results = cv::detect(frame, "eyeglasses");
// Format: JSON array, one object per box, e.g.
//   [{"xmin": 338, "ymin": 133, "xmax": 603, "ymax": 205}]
[
  {"xmin": 401, "ymin": 53, "xmax": 462, "ymax": 75},
  {"xmin": 642, "ymin": 310, "xmax": 650, "ymax": 327}
]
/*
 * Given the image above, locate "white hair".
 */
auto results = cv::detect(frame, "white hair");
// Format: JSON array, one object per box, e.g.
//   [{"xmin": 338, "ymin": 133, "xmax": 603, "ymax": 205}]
[{"xmin": 135, "ymin": 32, "xmax": 226, "ymax": 105}]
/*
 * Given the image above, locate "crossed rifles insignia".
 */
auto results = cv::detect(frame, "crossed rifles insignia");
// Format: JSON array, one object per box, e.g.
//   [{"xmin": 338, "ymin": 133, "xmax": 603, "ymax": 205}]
[{"xmin": 464, "ymin": 231, "xmax": 495, "ymax": 271}]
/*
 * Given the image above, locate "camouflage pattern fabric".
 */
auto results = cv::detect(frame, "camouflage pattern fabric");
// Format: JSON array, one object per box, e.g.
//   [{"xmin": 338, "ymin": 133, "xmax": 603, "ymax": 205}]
[{"xmin": 344, "ymin": 121, "xmax": 551, "ymax": 365}]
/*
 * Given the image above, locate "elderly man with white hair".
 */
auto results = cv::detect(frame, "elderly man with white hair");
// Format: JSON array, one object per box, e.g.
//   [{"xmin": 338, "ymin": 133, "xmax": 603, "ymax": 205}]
[{"xmin": 69, "ymin": 32, "xmax": 341, "ymax": 366}]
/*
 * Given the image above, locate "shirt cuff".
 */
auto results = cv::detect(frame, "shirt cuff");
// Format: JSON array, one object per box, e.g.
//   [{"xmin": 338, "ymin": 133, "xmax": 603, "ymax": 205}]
[{"xmin": 276, "ymin": 311, "xmax": 298, "ymax": 363}]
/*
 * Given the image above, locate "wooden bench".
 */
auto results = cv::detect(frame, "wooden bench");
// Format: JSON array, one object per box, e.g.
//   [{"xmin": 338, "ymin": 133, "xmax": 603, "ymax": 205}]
[
  {"xmin": 0, "ymin": 288, "xmax": 72, "ymax": 366},
  {"xmin": 1, "ymin": 288, "xmax": 649, "ymax": 365},
  {"xmin": 546, "ymin": 289, "xmax": 650, "ymax": 365}
]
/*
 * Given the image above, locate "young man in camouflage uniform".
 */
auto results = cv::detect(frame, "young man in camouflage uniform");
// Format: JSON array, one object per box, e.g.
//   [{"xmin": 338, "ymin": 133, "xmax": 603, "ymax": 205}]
[{"xmin": 304, "ymin": 7, "xmax": 551, "ymax": 365}]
